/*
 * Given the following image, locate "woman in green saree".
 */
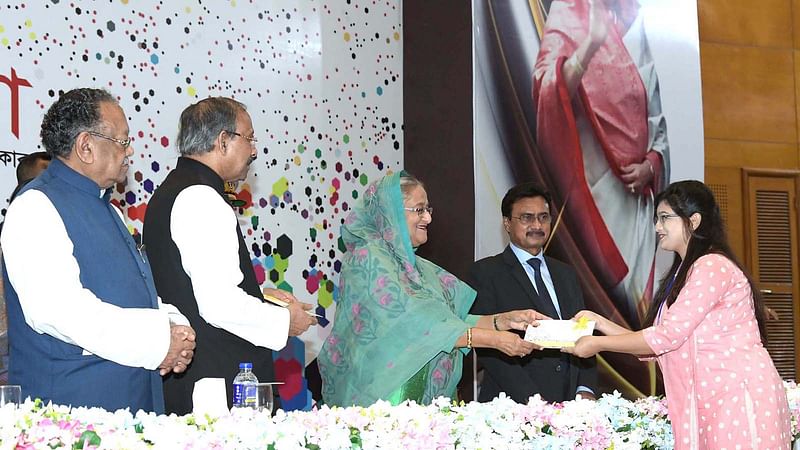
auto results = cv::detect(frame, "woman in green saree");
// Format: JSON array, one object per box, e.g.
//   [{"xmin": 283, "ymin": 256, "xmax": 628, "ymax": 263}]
[{"xmin": 318, "ymin": 171, "xmax": 545, "ymax": 407}]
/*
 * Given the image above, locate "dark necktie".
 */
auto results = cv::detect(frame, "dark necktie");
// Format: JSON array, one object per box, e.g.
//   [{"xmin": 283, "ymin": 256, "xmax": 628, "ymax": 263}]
[{"xmin": 527, "ymin": 257, "xmax": 559, "ymax": 319}]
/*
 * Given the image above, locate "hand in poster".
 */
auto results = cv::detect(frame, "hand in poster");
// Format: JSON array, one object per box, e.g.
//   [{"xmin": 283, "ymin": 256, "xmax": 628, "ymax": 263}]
[
  {"xmin": 588, "ymin": 0, "xmax": 609, "ymax": 48},
  {"xmin": 620, "ymin": 159, "xmax": 654, "ymax": 194}
]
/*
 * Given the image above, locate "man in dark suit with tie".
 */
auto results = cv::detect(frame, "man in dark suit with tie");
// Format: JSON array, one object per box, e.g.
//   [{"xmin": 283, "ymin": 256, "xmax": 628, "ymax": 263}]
[{"xmin": 468, "ymin": 182, "xmax": 597, "ymax": 403}]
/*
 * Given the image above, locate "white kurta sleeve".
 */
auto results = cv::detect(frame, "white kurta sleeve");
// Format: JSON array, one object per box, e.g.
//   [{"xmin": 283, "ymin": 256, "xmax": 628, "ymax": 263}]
[
  {"xmin": 1, "ymin": 190, "xmax": 171, "ymax": 370},
  {"xmin": 169, "ymin": 185, "xmax": 290, "ymax": 350}
]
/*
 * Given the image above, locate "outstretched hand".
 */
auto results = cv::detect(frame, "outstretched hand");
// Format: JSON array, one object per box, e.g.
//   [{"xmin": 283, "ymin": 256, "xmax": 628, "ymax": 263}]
[
  {"xmin": 561, "ymin": 336, "xmax": 598, "ymax": 358},
  {"xmin": 496, "ymin": 309, "xmax": 550, "ymax": 331},
  {"xmin": 494, "ymin": 331, "xmax": 541, "ymax": 357},
  {"xmin": 287, "ymin": 301, "xmax": 317, "ymax": 336}
]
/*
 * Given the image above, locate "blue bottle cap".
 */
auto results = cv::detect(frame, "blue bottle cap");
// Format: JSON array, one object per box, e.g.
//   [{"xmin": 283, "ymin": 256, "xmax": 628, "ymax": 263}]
[{"xmin": 239, "ymin": 362, "xmax": 253, "ymax": 369}]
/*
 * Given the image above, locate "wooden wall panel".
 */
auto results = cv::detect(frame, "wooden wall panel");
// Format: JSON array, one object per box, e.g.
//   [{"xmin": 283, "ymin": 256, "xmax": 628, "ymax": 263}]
[
  {"xmin": 701, "ymin": 43, "xmax": 796, "ymax": 143},
  {"xmin": 705, "ymin": 139, "xmax": 799, "ymax": 169},
  {"xmin": 794, "ymin": 0, "xmax": 800, "ymax": 48},
  {"xmin": 705, "ymin": 166, "xmax": 745, "ymax": 262},
  {"xmin": 795, "ymin": 50, "xmax": 800, "ymax": 137},
  {"xmin": 700, "ymin": 0, "xmax": 800, "ymax": 382},
  {"xmin": 699, "ymin": 0, "xmax": 793, "ymax": 48}
]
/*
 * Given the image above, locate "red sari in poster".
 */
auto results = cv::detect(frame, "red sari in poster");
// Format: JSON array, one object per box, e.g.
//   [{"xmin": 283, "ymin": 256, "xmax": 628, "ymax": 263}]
[{"xmin": 533, "ymin": 0, "xmax": 668, "ymax": 324}]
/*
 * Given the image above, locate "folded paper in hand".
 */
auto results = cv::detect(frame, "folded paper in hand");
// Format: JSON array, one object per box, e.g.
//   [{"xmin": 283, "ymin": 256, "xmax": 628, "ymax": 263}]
[{"xmin": 523, "ymin": 318, "xmax": 595, "ymax": 348}]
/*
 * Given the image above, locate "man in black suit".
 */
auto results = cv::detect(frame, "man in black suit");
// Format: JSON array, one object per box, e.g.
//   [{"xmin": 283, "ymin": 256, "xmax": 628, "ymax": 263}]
[{"xmin": 468, "ymin": 182, "xmax": 597, "ymax": 403}]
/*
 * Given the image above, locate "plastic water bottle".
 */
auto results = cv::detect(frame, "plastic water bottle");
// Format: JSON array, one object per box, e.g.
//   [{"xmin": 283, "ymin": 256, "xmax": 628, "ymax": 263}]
[{"xmin": 232, "ymin": 362, "xmax": 259, "ymax": 408}]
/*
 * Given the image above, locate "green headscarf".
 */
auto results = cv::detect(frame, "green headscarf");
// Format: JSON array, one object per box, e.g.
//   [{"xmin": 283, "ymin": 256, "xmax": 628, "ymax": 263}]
[{"xmin": 318, "ymin": 171, "xmax": 477, "ymax": 407}]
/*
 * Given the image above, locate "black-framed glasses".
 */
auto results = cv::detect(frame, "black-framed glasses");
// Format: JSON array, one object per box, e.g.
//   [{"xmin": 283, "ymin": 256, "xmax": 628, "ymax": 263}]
[
  {"xmin": 227, "ymin": 130, "xmax": 258, "ymax": 145},
  {"xmin": 86, "ymin": 131, "xmax": 132, "ymax": 150},
  {"xmin": 404, "ymin": 206, "xmax": 433, "ymax": 216},
  {"xmin": 654, "ymin": 213, "xmax": 680, "ymax": 226},
  {"xmin": 510, "ymin": 213, "xmax": 551, "ymax": 225}
]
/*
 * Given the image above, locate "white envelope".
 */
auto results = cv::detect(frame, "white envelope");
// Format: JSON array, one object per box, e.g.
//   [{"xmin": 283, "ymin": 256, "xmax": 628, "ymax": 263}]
[{"xmin": 523, "ymin": 319, "xmax": 595, "ymax": 348}]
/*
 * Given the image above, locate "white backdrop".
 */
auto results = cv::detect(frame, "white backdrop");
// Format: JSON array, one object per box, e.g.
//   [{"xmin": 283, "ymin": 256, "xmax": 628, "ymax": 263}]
[{"xmin": 0, "ymin": 0, "xmax": 403, "ymax": 409}]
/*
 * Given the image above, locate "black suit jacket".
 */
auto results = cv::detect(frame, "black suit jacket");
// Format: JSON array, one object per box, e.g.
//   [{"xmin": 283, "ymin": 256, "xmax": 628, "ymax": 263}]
[{"xmin": 467, "ymin": 246, "xmax": 597, "ymax": 403}]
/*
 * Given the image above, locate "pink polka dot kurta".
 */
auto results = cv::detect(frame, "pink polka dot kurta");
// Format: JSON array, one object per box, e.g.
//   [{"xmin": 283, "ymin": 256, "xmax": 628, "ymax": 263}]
[{"xmin": 643, "ymin": 254, "xmax": 790, "ymax": 450}]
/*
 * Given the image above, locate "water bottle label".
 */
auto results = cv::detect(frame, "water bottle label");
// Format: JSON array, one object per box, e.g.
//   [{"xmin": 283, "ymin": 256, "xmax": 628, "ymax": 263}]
[
  {"xmin": 232, "ymin": 382, "xmax": 245, "ymax": 407},
  {"xmin": 243, "ymin": 384, "xmax": 257, "ymax": 407},
  {"xmin": 233, "ymin": 383, "xmax": 257, "ymax": 407}
]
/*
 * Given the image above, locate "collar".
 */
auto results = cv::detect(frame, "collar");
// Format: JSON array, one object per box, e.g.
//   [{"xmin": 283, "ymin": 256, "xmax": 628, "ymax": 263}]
[
  {"xmin": 49, "ymin": 157, "xmax": 106, "ymax": 199},
  {"xmin": 176, "ymin": 156, "xmax": 225, "ymax": 195},
  {"xmin": 509, "ymin": 242, "xmax": 545, "ymax": 266}
]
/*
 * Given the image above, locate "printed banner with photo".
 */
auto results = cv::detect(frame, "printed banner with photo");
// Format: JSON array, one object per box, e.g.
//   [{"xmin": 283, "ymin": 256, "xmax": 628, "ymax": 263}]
[{"xmin": 473, "ymin": 0, "xmax": 703, "ymax": 397}]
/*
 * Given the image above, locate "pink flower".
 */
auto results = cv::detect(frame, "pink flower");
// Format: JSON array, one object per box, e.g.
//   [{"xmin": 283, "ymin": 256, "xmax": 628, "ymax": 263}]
[
  {"xmin": 354, "ymin": 319, "xmax": 363, "ymax": 333},
  {"xmin": 432, "ymin": 369, "xmax": 444, "ymax": 382},
  {"xmin": 441, "ymin": 358, "xmax": 453, "ymax": 371},
  {"xmin": 382, "ymin": 228, "xmax": 394, "ymax": 242},
  {"xmin": 375, "ymin": 276, "xmax": 388, "ymax": 290},
  {"xmin": 330, "ymin": 351, "xmax": 341, "ymax": 364},
  {"xmin": 440, "ymin": 274, "xmax": 456, "ymax": 290},
  {"xmin": 379, "ymin": 293, "xmax": 392, "ymax": 306}
]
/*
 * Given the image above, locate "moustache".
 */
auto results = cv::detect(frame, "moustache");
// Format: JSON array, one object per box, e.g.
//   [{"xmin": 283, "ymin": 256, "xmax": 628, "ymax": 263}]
[{"xmin": 526, "ymin": 230, "xmax": 546, "ymax": 237}]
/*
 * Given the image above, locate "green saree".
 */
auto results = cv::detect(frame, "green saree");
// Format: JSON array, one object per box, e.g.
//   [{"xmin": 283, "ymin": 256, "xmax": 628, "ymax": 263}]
[{"xmin": 318, "ymin": 171, "xmax": 478, "ymax": 407}]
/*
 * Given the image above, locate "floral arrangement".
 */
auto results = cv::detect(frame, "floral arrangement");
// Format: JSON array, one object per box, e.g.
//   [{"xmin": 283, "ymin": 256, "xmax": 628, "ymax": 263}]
[{"xmin": 2, "ymin": 383, "xmax": 798, "ymax": 449}]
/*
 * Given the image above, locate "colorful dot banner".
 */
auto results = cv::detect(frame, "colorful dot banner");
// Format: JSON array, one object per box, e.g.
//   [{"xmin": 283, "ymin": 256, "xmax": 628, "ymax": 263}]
[{"xmin": 0, "ymin": 0, "xmax": 403, "ymax": 410}]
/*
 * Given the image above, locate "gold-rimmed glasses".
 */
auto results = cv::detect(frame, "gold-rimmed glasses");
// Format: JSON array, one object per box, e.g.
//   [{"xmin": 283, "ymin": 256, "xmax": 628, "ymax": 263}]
[
  {"xmin": 227, "ymin": 131, "xmax": 258, "ymax": 146},
  {"xmin": 86, "ymin": 131, "xmax": 132, "ymax": 150}
]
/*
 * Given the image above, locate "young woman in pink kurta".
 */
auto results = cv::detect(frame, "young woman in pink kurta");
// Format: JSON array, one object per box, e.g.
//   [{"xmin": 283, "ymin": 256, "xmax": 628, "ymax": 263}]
[{"xmin": 565, "ymin": 180, "xmax": 790, "ymax": 450}]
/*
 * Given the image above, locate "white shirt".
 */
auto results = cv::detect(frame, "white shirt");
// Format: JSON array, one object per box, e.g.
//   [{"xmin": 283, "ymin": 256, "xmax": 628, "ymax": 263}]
[
  {"xmin": 2, "ymin": 190, "xmax": 188, "ymax": 370},
  {"xmin": 166, "ymin": 184, "xmax": 289, "ymax": 350},
  {"xmin": 509, "ymin": 243, "xmax": 561, "ymax": 318}
]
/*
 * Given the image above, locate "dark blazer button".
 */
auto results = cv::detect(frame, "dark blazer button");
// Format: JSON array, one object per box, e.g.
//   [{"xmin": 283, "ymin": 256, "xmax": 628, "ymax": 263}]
[{"xmin": 555, "ymin": 364, "xmax": 562, "ymax": 372}]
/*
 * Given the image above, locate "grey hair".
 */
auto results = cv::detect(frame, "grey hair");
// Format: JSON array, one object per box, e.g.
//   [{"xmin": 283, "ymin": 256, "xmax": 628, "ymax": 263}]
[
  {"xmin": 399, "ymin": 173, "xmax": 425, "ymax": 200},
  {"xmin": 40, "ymin": 88, "xmax": 117, "ymax": 158},
  {"xmin": 176, "ymin": 97, "xmax": 247, "ymax": 156}
]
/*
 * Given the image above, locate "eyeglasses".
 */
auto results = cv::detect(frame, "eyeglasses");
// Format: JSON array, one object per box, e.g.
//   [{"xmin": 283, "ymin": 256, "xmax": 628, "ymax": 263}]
[
  {"xmin": 86, "ymin": 131, "xmax": 132, "ymax": 150},
  {"xmin": 510, "ymin": 213, "xmax": 551, "ymax": 225},
  {"xmin": 227, "ymin": 130, "xmax": 258, "ymax": 145},
  {"xmin": 654, "ymin": 213, "xmax": 680, "ymax": 226},
  {"xmin": 404, "ymin": 206, "xmax": 433, "ymax": 216}
]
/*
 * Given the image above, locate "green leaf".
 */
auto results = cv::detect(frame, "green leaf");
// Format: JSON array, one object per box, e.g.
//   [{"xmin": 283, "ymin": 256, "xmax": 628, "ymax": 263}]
[{"xmin": 73, "ymin": 430, "xmax": 101, "ymax": 449}]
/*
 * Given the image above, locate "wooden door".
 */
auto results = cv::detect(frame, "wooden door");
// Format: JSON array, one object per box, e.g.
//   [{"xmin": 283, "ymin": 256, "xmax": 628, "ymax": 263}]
[{"xmin": 743, "ymin": 170, "xmax": 800, "ymax": 380}]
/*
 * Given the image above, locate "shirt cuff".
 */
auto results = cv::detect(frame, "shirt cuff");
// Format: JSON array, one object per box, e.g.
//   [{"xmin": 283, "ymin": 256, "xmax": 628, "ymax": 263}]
[{"xmin": 576, "ymin": 385, "xmax": 594, "ymax": 396}]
